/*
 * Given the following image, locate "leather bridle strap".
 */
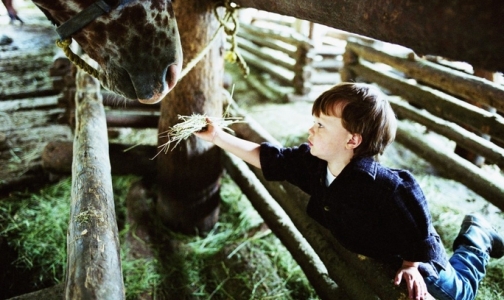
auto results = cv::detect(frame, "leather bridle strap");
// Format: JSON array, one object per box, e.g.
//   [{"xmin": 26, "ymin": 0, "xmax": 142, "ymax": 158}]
[{"xmin": 56, "ymin": 0, "xmax": 112, "ymax": 40}]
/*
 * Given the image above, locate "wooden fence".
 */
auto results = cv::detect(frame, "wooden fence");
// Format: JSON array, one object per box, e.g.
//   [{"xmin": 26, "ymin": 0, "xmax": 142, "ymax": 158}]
[
  {"xmin": 341, "ymin": 38, "xmax": 504, "ymax": 208},
  {"xmin": 10, "ymin": 16, "xmax": 504, "ymax": 300},
  {"xmin": 235, "ymin": 19, "xmax": 345, "ymax": 99}
]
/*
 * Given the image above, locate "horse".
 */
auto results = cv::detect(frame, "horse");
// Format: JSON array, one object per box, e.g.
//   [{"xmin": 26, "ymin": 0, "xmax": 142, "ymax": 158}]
[
  {"xmin": 32, "ymin": 0, "xmax": 183, "ymax": 104},
  {"xmin": 2, "ymin": 0, "xmax": 24, "ymax": 24}
]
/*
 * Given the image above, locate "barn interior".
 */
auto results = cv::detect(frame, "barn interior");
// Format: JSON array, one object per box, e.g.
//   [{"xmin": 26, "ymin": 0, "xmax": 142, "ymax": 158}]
[{"xmin": 1, "ymin": 1, "xmax": 503, "ymax": 299}]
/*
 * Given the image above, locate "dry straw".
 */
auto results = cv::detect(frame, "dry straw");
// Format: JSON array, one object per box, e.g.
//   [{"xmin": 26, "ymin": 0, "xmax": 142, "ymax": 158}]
[{"xmin": 153, "ymin": 109, "xmax": 243, "ymax": 159}]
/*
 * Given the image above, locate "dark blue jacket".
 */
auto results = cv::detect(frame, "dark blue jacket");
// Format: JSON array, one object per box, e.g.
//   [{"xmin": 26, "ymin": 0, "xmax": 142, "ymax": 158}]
[{"xmin": 260, "ymin": 142, "xmax": 448, "ymax": 276}]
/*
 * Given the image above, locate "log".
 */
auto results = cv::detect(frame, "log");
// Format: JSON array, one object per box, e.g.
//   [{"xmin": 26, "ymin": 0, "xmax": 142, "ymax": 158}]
[
  {"xmin": 157, "ymin": 0, "xmax": 224, "ymax": 234},
  {"xmin": 232, "ymin": 0, "xmax": 504, "ymax": 73},
  {"xmin": 0, "ymin": 77, "xmax": 58, "ymax": 101},
  {"xmin": 237, "ymin": 30, "xmax": 298, "ymax": 58},
  {"xmin": 241, "ymin": 49, "xmax": 294, "ymax": 86},
  {"xmin": 292, "ymin": 44, "xmax": 313, "ymax": 95},
  {"xmin": 240, "ymin": 22, "xmax": 312, "ymax": 49},
  {"xmin": 346, "ymin": 61, "xmax": 504, "ymax": 144},
  {"xmin": 0, "ymin": 57, "xmax": 53, "ymax": 73},
  {"xmin": 235, "ymin": 36, "xmax": 295, "ymax": 71},
  {"xmin": 223, "ymin": 153, "xmax": 346, "ymax": 299},
  {"xmin": 395, "ymin": 124, "xmax": 504, "ymax": 210},
  {"xmin": 6, "ymin": 284, "xmax": 64, "ymax": 300},
  {"xmin": 345, "ymin": 40, "xmax": 504, "ymax": 113},
  {"xmin": 65, "ymin": 59, "xmax": 124, "ymax": 299},
  {"xmin": 42, "ymin": 141, "xmax": 157, "ymax": 176},
  {"xmin": 0, "ymin": 163, "xmax": 49, "ymax": 198},
  {"xmin": 389, "ymin": 96, "xmax": 504, "ymax": 169},
  {"xmin": 311, "ymin": 59, "xmax": 344, "ymax": 72},
  {"xmin": 0, "ymin": 96, "xmax": 59, "ymax": 112}
]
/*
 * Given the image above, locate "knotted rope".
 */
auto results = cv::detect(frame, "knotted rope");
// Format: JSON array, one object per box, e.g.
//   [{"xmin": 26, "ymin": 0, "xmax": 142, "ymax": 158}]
[
  {"xmin": 56, "ymin": 38, "xmax": 100, "ymax": 78},
  {"xmin": 56, "ymin": 0, "xmax": 248, "ymax": 82}
]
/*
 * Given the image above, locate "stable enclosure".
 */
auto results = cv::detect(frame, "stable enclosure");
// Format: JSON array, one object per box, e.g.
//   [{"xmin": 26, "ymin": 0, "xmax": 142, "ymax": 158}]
[{"xmin": 1, "ymin": 1, "xmax": 504, "ymax": 300}]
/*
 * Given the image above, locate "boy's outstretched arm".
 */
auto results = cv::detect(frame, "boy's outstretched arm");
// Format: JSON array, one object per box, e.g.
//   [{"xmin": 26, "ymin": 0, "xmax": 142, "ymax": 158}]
[{"xmin": 193, "ymin": 119, "xmax": 262, "ymax": 169}]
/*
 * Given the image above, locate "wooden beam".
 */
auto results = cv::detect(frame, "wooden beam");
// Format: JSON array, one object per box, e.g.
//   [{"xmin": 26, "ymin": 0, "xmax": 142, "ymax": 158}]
[
  {"xmin": 65, "ymin": 60, "xmax": 124, "ymax": 299},
  {"xmin": 42, "ymin": 141, "xmax": 158, "ymax": 176},
  {"xmin": 241, "ymin": 50, "xmax": 294, "ymax": 85},
  {"xmin": 235, "ymin": 36, "xmax": 295, "ymax": 71},
  {"xmin": 345, "ymin": 61, "xmax": 504, "ymax": 144},
  {"xmin": 231, "ymin": 0, "xmax": 504, "ymax": 72},
  {"xmin": 223, "ymin": 153, "xmax": 346, "ymax": 300},
  {"xmin": 396, "ymin": 124, "xmax": 504, "ymax": 211},
  {"xmin": 389, "ymin": 96, "xmax": 504, "ymax": 169},
  {"xmin": 345, "ymin": 41, "xmax": 504, "ymax": 113},
  {"xmin": 0, "ymin": 96, "xmax": 59, "ymax": 112}
]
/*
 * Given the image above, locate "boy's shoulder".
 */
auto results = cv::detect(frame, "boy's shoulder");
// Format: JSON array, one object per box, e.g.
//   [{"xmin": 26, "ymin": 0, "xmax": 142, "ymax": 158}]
[{"xmin": 351, "ymin": 157, "xmax": 419, "ymax": 188}]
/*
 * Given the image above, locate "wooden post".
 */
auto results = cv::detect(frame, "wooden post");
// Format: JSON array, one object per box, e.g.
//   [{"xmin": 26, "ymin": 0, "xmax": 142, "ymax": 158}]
[
  {"xmin": 65, "ymin": 59, "xmax": 124, "ymax": 299},
  {"xmin": 156, "ymin": 0, "xmax": 224, "ymax": 234}
]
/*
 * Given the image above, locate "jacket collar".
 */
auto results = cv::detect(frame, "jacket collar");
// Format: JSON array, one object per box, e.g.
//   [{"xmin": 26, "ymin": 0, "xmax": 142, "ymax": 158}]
[{"xmin": 343, "ymin": 157, "xmax": 378, "ymax": 180}]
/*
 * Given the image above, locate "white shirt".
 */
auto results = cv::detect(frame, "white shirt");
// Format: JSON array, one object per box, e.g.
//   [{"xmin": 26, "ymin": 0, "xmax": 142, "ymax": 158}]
[{"xmin": 326, "ymin": 166, "xmax": 336, "ymax": 186}]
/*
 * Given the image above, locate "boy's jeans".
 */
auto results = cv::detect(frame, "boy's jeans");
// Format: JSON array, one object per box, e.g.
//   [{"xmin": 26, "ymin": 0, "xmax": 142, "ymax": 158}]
[{"xmin": 424, "ymin": 245, "xmax": 488, "ymax": 300}]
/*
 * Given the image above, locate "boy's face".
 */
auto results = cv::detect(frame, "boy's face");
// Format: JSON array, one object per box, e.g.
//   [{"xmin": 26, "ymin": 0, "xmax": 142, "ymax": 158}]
[{"xmin": 308, "ymin": 102, "xmax": 358, "ymax": 162}]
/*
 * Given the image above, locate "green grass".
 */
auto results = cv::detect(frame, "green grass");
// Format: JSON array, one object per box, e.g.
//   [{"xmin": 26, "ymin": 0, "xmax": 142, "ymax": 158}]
[
  {"xmin": 1, "ymin": 166, "xmax": 502, "ymax": 299},
  {"xmin": 0, "ymin": 178, "xmax": 70, "ymax": 285},
  {"xmin": 0, "ymin": 174, "xmax": 316, "ymax": 299}
]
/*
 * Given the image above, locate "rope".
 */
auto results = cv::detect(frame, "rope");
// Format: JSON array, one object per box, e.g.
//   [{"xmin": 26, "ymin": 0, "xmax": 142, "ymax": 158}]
[
  {"xmin": 179, "ymin": 0, "xmax": 248, "ymax": 80},
  {"xmin": 216, "ymin": 0, "xmax": 249, "ymax": 77},
  {"xmin": 56, "ymin": 0, "xmax": 248, "ymax": 82},
  {"xmin": 56, "ymin": 38, "xmax": 100, "ymax": 78}
]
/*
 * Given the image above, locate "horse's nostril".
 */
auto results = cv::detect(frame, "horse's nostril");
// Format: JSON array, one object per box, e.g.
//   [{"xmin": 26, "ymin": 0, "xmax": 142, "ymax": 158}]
[{"xmin": 166, "ymin": 64, "xmax": 181, "ymax": 91}]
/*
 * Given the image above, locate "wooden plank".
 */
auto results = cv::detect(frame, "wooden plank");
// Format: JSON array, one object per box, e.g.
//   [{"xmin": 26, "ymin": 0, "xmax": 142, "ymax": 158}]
[
  {"xmin": 237, "ymin": 30, "xmax": 298, "ymax": 58},
  {"xmin": 223, "ymin": 153, "xmax": 346, "ymax": 300},
  {"xmin": 396, "ymin": 124, "xmax": 504, "ymax": 210},
  {"xmin": 65, "ymin": 62, "xmax": 124, "ymax": 299},
  {"xmin": 42, "ymin": 141, "xmax": 157, "ymax": 176},
  {"xmin": 236, "ymin": 36, "xmax": 295, "ymax": 71},
  {"xmin": 347, "ymin": 61, "xmax": 504, "ymax": 144},
  {"xmin": 0, "ymin": 77, "xmax": 58, "ymax": 100},
  {"xmin": 0, "ymin": 96, "xmax": 59, "ymax": 111},
  {"xmin": 240, "ymin": 22, "xmax": 312, "ymax": 48},
  {"xmin": 232, "ymin": 0, "xmax": 504, "ymax": 72},
  {"xmin": 346, "ymin": 40, "xmax": 504, "ymax": 113},
  {"xmin": 389, "ymin": 96, "xmax": 504, "ymax": 169},
  {"xmin": 240, "ymin": 49, "xmax": 294, "ymax": 86}
]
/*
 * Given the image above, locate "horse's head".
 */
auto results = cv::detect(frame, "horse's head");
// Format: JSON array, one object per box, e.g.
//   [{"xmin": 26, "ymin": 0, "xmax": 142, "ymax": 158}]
[{"xmin": 34, "ymin": 0, "xmax": 182, "ymax": 104}]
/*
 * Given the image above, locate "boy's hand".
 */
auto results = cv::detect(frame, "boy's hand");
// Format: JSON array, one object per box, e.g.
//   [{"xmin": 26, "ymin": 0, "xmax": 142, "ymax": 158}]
[
  {"xmin": 193, "ymin": 118, "xmax": 219, "ymax": 143},
  {"xmin": 394, "ymin": 261, "xmax": 429, "ymax": 300}
]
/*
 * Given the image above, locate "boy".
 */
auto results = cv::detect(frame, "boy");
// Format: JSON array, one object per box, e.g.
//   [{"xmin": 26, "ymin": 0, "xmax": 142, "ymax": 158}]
[{"xmin": 194, "ymin": 82, "xmax": 503, "ymax": 300}]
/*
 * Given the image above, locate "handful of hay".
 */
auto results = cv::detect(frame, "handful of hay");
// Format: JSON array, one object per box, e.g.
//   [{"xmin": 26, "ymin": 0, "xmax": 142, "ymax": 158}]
[{"xmin": 154, "ymin": 113, "xmax": 243, "ymax": 157}]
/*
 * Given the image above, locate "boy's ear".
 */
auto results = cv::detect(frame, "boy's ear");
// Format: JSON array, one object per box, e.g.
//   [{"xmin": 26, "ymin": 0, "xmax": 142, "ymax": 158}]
[{"xmin": 346, "ymin": 133, "xmax": 362, "ymax": 149}]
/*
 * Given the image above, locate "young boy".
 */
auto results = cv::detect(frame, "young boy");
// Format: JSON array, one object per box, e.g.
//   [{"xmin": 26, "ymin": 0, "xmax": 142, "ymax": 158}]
[{"xmin": 194, "ymin": 82, "xmax": 503, "ymax": 300}]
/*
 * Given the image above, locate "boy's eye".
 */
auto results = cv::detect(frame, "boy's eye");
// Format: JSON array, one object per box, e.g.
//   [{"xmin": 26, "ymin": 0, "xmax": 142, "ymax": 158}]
[{"xmin": 317, "ymin": 122, "xmax": 324, "ymax": 128}]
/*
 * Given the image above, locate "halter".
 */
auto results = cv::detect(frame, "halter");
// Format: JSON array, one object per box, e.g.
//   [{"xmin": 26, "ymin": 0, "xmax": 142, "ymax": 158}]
[
  {"xmin": 56, "ymin": 0, "xmax": 113, "ymax": 40},
  {"xmin": 52, "ymin": 0, "xmax": 247, "ymax": 82},
  {"xmin": 52, "ymin": 1, "xmax": 129, "ymax": 78}
]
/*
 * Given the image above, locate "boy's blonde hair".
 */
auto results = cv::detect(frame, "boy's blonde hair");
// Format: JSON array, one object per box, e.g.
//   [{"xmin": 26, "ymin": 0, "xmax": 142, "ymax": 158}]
[{"xmin": 312, "ymin": 82, "xmax": 397, "ymax": 158}]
